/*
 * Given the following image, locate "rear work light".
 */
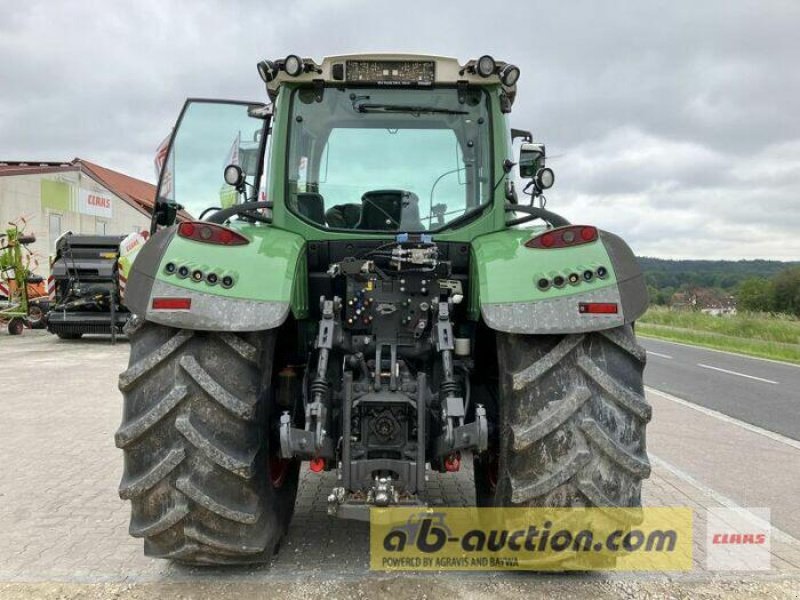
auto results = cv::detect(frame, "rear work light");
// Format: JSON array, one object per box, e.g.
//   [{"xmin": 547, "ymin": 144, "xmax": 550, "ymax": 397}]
[
  {"xmin": 525, "ymin": 225, "xmax": 598, "ymax": 249},
  {"xmin": 579, "ymin": 302, "xmax": 618, "ymax": 314},
  {"xmin": 152, "ymin": 297, "xmax": 192, "ymax": 310},
  {"xmin": 178, "ymin": 222, "xmax": 249, "ymax": 246}
]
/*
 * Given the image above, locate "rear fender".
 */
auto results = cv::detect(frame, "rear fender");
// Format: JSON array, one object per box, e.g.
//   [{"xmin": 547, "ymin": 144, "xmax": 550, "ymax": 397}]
[
  {"xmin": 473, "ymin": 228, "xmax": 648, "ymax": 334},
  {"xmin": 125, "ymin": 224, "xmax": 305, "ymax": 331}
]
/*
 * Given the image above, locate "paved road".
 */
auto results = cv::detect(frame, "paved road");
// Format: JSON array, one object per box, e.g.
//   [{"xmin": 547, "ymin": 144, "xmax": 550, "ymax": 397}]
[
  {"xmin": 1, "ymin": 330, "xmax": 799, "ymax": 598},
  {"xmin": 641, "ymin": 337, "xmax": 800, "ymax": 441}
]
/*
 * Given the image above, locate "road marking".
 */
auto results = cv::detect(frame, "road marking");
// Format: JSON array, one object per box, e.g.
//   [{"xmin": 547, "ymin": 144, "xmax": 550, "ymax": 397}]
[
  {"xmin": 639, "ymin": 334, "xmax": 800, "ymax": 369},
  {"xmin": 647, "ymin": 351, "xmax": 673, "ymax": 360},
  {"xmin": 697, "ymin": 363, "xmax": 778, "ymax": 385},
  {"xmin": 646, "ymin": 387, "xmax": 800, "ymax": 451},
  {"xmin": 649, "ymin": 453, "xmax": 800, "ymax": 546}
]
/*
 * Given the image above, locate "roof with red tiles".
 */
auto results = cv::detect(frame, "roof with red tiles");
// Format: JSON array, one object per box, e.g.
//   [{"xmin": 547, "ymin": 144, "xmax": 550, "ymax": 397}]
[{"xmin": 0, "ymin": 159, "xmax": 156, "ymax": 217}]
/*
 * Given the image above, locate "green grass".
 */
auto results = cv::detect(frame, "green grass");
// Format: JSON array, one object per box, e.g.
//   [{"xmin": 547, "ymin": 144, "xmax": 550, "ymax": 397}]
[{"xmin": 638, "ymin": 306, "xmax": 800, "ymax": 365}]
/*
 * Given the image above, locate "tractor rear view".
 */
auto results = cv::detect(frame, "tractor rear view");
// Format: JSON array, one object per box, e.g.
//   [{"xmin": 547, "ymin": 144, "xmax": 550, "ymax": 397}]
[{"xmin": 116, "ymin": 54, "xmax": 650, "ymax": 565}]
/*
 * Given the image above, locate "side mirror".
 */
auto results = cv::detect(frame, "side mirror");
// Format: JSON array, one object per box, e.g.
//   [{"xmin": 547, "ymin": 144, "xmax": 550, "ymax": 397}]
[
  {"xmin": 224, "ymin": 164, "xmax": 245, "ymax": 190},
  {"xmin": 518, "ymin": 142, "xmax": 545, "ymax": 179},
  {"xmin": 153, "ymin": 201, "xmax": 179, "ymax": 228}
]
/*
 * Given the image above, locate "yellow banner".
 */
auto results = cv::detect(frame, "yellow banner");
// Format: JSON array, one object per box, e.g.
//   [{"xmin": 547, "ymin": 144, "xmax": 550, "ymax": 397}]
[{"xmin": 370, "ymin": 507, "xmax": 692, "ymax": 571}]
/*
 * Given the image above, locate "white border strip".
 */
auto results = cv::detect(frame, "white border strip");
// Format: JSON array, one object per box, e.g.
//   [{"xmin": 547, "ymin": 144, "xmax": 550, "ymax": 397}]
[
  {"xmin": 650, "ymin": 453, "xmax": 798, "ymax": 546},
  {"xmin": 646, "ymin": 386, "xmax": 800, "ymax": 451},
  {"xmin": 696, "ymin": 363, "xmax": 778, "ymax": 385},
  {"xmin": 639, "ymin": 335, "xmax": 800, "ymax": 369}
]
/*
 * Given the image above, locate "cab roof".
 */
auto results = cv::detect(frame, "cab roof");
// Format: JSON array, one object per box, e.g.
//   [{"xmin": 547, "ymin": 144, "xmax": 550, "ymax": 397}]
[{"xmin": 258, "ymin": 53, "xmax": 519, "ymax": 106}]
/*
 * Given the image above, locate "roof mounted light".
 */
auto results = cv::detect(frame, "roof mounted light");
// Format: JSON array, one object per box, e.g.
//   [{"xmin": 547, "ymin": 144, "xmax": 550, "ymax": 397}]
[
  {"xmin": 499, "ymin": 64, "xmax": 520, "ymax": 86},
  {"xmin": 257, "ymin": 59, "xmax": 277, "ymax": 82},
  {"xmin": 283, "ymin": 54, "xmax": 303, "ymax": 77},
  {"xmin": 476, "ymin": 55, "xmax": 496, "ymax": 78},
  {"xmin": 536, "ymin": 167, "xmax": 555, "ymax": 190},
  {"xmin": 223, "ymin": 164, "xmax": 244, "ymax": 187}
]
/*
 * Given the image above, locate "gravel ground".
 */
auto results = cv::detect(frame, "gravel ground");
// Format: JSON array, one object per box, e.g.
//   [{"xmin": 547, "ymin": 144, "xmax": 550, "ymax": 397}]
[{"xmin": 1, "ymin": 577, "xmax": 799, "ymax": 599}]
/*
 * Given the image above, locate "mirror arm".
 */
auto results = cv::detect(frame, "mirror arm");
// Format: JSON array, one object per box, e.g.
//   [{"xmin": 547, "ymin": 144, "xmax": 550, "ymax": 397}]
[
  {"xmin": 242, "ymin": 179, "xmax": 260, "ymax": 201},
  {"xmin": 511, "ymin": 128, "xmax": 533, "ymax": 143},
  {"xmin": 505, "ymin": 180, "xmax": 517, "ymax": 203}
]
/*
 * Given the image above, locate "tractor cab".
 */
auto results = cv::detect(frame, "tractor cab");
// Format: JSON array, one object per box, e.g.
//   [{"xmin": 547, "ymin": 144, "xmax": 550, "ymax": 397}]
[{"xmin": 150, "ymin": 54, "xmax": 535, "ymax": 238}]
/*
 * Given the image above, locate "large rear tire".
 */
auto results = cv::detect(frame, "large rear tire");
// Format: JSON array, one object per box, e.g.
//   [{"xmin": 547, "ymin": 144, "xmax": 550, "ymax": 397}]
[
  {"xmin": 116, "ymin": 320, "xmax": 299, "ymax": 565},
  {"xmin": 477, "ymin": 324, "xmax": 651, "ymax": 508}
]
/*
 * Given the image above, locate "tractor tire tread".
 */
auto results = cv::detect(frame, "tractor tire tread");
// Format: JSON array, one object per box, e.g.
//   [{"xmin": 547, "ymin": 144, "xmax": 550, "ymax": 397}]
[
  {"xmin": 495, "ymin": 324, "xmax": 651, "ymax": 508},
  {"xmin": 117, "ymin": 322, "xmax": 298, "ymax": 565}
]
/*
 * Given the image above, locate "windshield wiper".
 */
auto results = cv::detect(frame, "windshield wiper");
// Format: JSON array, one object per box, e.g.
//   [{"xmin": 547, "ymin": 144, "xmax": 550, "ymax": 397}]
[{"xmin": 354, "ymin": 102, "xmax": 468, "ymax": 116}]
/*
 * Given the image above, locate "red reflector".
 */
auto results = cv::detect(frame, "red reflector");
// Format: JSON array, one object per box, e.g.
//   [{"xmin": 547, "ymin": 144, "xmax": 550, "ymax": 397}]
[
  {"xmin": 309, "ymin": 457, "xmax": 326, "ymax": 473},
  {"xmin": 178, "ymin": 221, "xmax": 249, "ymax": 246},
  {"xmin": 579, "ymin": 302, "xmax": 619, "ymax": 314},
  {"xmin": 444, "ymin": 452, "xmax": 461, "ymax": 473},
  {"xmin": 152, "ymin": 297, "xmax": 192, "ymax": 310}
]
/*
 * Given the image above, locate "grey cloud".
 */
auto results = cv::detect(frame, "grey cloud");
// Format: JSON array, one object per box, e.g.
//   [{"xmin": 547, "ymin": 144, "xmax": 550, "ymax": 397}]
[{"xmin": 0, "ymin": 0, "xmax": 798, "ymax": 260}]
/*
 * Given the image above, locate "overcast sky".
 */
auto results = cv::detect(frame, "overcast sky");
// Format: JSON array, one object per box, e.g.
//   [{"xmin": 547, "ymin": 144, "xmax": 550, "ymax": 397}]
[{"xmin": 1, "ymin": 0, "xmax": 798, "ymax": 260}]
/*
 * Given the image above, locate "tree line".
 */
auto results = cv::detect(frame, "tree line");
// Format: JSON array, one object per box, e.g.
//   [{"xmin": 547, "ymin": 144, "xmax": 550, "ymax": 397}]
[
  {"xmin": 737, "ymin": 269, "xmax": 800, "ymax": 315},
  {"xmin": 639, "ymin": 257, "xmax": 800, "ymax": 316}
]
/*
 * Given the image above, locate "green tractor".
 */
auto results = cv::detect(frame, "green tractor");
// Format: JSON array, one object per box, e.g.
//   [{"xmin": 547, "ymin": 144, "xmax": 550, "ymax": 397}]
[{"xmin": 117, "ymin": 54, "xmax": 650, "ymax": 565}]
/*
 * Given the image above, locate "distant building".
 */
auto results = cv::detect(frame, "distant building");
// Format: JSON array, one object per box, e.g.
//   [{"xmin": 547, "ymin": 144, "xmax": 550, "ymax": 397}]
[
  {"xmin": 0, "ymin": 159, "xmax": 154, "ymax": 276},
  {"xmin": 670, "ymin": 287, "xmax": 737, "ymax": 314},
  {"xmin": 701, "ymin": 307, "xmax": 737, "ymax": 316}
]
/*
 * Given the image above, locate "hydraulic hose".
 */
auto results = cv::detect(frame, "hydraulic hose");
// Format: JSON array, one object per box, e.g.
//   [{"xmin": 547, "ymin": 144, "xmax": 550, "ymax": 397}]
[
  {"xmin": 505, "ymin": 204, "xmax": 571, "ymax": 228},
  {"xmin": 206, "ymin": 201, "xmax": 272, "ymax": 224}
]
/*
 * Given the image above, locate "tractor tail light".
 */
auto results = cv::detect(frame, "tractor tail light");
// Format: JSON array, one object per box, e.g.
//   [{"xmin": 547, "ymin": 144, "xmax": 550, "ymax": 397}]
[
  {"xmin": 526, "ymin": 226, "xmax": 598, "ymax": 249},
  {"xmin": 178, "ymin": 222, "xmax": 249, "ymax": 246},
  {"xmin": 579, "ymin": 302, "xmax": 618, "ymax": 314}
]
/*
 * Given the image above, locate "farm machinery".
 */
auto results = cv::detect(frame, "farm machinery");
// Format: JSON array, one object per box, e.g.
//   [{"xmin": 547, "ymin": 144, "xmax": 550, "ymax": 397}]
[
  {"xmin": 46, "ymin": 232, "xmax": 146, "ymax": 339},
  {"xmin": 116, "ymin": 54, "xmax": 650, "ymax": 565},
  {"xmin": 0, "ymin": 220, "xmax": 47, "ymax": 335}
]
